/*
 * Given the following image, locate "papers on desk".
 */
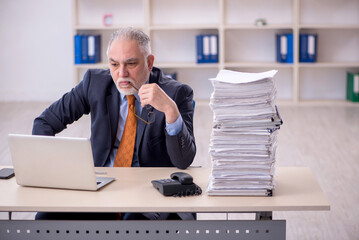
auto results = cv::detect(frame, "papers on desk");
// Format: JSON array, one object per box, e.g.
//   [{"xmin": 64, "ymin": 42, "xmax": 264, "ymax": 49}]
[{"xmin": 207, "ymin": 69, "xmax": 283, "ymax": 196}]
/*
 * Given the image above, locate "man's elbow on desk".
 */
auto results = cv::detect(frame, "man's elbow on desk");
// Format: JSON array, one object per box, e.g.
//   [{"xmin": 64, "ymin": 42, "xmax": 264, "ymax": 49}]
[{"xmin": 166, "ymin": 134, "xmax": 196, "ymax": 170}]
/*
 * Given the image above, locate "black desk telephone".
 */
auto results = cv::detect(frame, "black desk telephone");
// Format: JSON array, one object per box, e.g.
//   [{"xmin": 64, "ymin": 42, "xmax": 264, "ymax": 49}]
[{"xmin": 151, "ymin": 172, "xmax": 202, "ymax": 197}]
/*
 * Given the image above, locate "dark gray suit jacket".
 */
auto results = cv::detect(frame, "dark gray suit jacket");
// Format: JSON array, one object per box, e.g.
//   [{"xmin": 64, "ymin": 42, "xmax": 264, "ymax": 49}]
[{"xmin": 32, "ymin": 67, "xmax": 196, "ymax": 169}]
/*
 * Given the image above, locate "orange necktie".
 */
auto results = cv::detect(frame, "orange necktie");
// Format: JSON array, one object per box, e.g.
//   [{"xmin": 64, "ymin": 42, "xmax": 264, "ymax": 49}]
[{"xmin": 114, "ymin": 95, "xmax": 137, "ymax": 167}]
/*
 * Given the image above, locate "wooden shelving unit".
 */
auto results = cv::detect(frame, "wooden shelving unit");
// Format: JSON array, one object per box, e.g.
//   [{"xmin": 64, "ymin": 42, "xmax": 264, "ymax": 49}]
[{"xmin": 72, "ymin": 0, "xmax": 359, "ymax": 103}]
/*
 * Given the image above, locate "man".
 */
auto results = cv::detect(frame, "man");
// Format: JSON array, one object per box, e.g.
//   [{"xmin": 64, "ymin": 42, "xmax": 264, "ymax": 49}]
[{"xmin": 33, "ymin": 27, "xmax": 196, "ymax": 220}]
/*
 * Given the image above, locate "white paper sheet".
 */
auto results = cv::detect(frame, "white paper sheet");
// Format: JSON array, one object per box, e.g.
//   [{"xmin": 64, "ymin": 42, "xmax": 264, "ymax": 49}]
[{"xmin": 209, "ymin": 69, "xmax": 278, "ymax": 84}]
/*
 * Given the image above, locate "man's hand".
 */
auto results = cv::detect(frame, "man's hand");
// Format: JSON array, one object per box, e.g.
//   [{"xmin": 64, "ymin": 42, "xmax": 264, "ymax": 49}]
[{"xmin": 138, "ymin": 83, "xmax": 180, "ymax": 124}]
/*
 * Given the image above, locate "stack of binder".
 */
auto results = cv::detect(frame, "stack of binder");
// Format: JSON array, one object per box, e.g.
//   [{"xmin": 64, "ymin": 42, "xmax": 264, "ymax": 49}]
[
  {"xmin": 207, "ymin": 69, "xmax": 283, "ymax": 196},
  {"xmin": 74, "ymin": 34, "xmax": 101, "ymax": 64},
  {"xmin": 196, "ymin": 34, "xmax": 218, "ymax": 63}
]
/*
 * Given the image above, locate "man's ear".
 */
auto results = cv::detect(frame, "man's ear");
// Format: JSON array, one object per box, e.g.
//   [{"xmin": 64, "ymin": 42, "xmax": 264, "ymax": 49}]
[{"xmin": 147, "ymin": 54, "xmax": 154, "ymax": 71}]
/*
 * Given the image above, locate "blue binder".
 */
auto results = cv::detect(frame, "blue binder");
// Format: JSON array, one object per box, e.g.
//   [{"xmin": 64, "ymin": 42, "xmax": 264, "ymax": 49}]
[
  {"xmin": 74, "ymin": 35, "xmax": 82, "ymax": 64},
  {"xmin": 87, "ymin": 35, "xmax": 101, "ymax": 63},
  {"xmin": 300, "ymin": 34, "xmax": 317, "ymax": 62},
  {"xmin": 94, "ymin": 35, "xmax": 101, "ymax": 63},
  {"xmin": 81, "ymin": 35, "xmax": 89, "ymax": 64},
  {"xmin": 196, "ymin": 34, "xmax": 218, "ymax": 64},
  {"xmin": 196, "ymin": 35, "xmax": 204, "ymax": 63},
  {"xmin": 276, "ymin": 33, "xmax": 293, "ymax": 63},
  {"xmin": 209, "ymin": 34, "xmax": 219, "ymax": 63},
  {"xmin": 202, "ymin": 35, "xmax": 211, "ymax": 63}
]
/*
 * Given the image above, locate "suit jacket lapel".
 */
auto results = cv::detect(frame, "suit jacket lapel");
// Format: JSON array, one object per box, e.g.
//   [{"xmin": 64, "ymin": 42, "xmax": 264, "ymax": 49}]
[{"xmin": 106, "ymin": 85, "xmax": 120, "ymax": 144}]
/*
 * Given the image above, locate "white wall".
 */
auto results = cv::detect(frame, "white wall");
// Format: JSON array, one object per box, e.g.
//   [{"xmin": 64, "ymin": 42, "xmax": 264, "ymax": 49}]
[{"xmin": 0, "ymin": 0, "xmax": 73, "ymax": 102}]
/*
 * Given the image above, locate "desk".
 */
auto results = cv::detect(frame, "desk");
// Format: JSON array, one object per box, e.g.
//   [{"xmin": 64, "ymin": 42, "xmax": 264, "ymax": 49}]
[{"xmin": 0, "ymin": 167, "xmax": 330, "ymax": 240}]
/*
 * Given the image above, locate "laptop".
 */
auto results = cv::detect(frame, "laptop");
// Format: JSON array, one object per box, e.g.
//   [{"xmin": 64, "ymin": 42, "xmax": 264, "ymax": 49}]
[{"xmin": 8, "ymin": 134, "xmax": 115, "ymax": 191}]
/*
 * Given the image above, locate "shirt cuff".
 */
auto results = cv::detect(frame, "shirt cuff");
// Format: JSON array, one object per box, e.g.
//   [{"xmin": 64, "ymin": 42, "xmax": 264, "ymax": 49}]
[{"xmin": 165, "ymin": 115, "xmax": 183, "ymax": 136}]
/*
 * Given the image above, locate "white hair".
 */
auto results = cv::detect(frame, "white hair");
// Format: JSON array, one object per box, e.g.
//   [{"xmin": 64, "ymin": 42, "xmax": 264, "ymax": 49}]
[{"xmin": 106, "ymin": 27, "xmax": 151, "ymax": 57}]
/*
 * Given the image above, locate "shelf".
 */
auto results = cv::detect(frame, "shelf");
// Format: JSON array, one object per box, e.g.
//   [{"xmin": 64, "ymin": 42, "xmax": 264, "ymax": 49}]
[
  {"xmin": 74, "ymin": 63, "xmax": 108, "ymax": 69},
  {"xmin": 224, "ymin": 62, "xmax": 293, "ymax": 69},
  {"xmin": 299, "ymin": 24, "xmax": 359, "ymax": 30},
  {"xmin": 299, "ymin": 62, "xmax": 359, "ymax": 68},
  {"xmin": 150, "ymin": 24, "xmax": 219, "ymax": 30},
  {"xmin": 154, "ymin": 62, "xmax": 219, "ymax": 69},
  {"xmin": 75, "ymin": 25, "xmax": 143, "ymax": 30},
  {"xmin": 224, "ymin": 24, "xmax": 294, "ymax": 30},
  {"xmin": 74, "ymin": 62, "xmax": 220, "ymax": 70}
]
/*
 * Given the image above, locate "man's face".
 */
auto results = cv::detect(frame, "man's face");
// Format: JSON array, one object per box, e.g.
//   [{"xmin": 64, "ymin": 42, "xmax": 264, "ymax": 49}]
[{"xmin": 108, "ymin": 38, "xmax": 154, "ymax": 95}]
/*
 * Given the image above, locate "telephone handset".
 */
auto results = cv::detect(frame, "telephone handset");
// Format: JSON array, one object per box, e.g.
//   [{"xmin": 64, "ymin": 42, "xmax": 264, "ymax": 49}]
[{"xmin": 151, "ymin": 172, "xmax": 202, "ymax": 197}]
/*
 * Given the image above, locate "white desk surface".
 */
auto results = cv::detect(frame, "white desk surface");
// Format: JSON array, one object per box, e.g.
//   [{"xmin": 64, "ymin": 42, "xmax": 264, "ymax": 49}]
[{"xmin": 0, "ymin": 166, "xmax": 330, "ymax": 213}]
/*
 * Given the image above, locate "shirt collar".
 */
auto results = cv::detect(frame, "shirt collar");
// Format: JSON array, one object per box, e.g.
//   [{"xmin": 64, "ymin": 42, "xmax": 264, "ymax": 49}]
[{"xmin": 120, "ymin": 92, "xmax": 140, "ymax": 103}]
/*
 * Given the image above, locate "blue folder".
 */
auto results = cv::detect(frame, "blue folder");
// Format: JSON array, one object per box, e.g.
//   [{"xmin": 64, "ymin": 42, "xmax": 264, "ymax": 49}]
[
  {"xmin": 196, "ymin": 34, "xmax": 218, "ymax": 64},
  {"xmin": 81, "ymin": 35, "xmax": 89, "ymax": 64},
  {"xmin": 276, "ymin": 33, "xmax": 293, "ymax": 63},
  {"xmin": 74, "ymin": 35, "xmax": 102, "ymax": 64},
  {"xmin": 87, "ymin": 35, "xmax": 101, "ymax": 64},
  {"xmin": 74, "ymin": 35, "xmax": 82, "ymax": 64},
  {"xmin": 300, "ymin": 34, "xmax": 317, "ymax": 63}
]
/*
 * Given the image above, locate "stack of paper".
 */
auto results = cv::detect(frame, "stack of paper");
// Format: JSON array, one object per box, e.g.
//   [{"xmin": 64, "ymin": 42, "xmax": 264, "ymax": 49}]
[{"xmin": 207, "ymin": 69, "xmax": 283, "ymax": 196}]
